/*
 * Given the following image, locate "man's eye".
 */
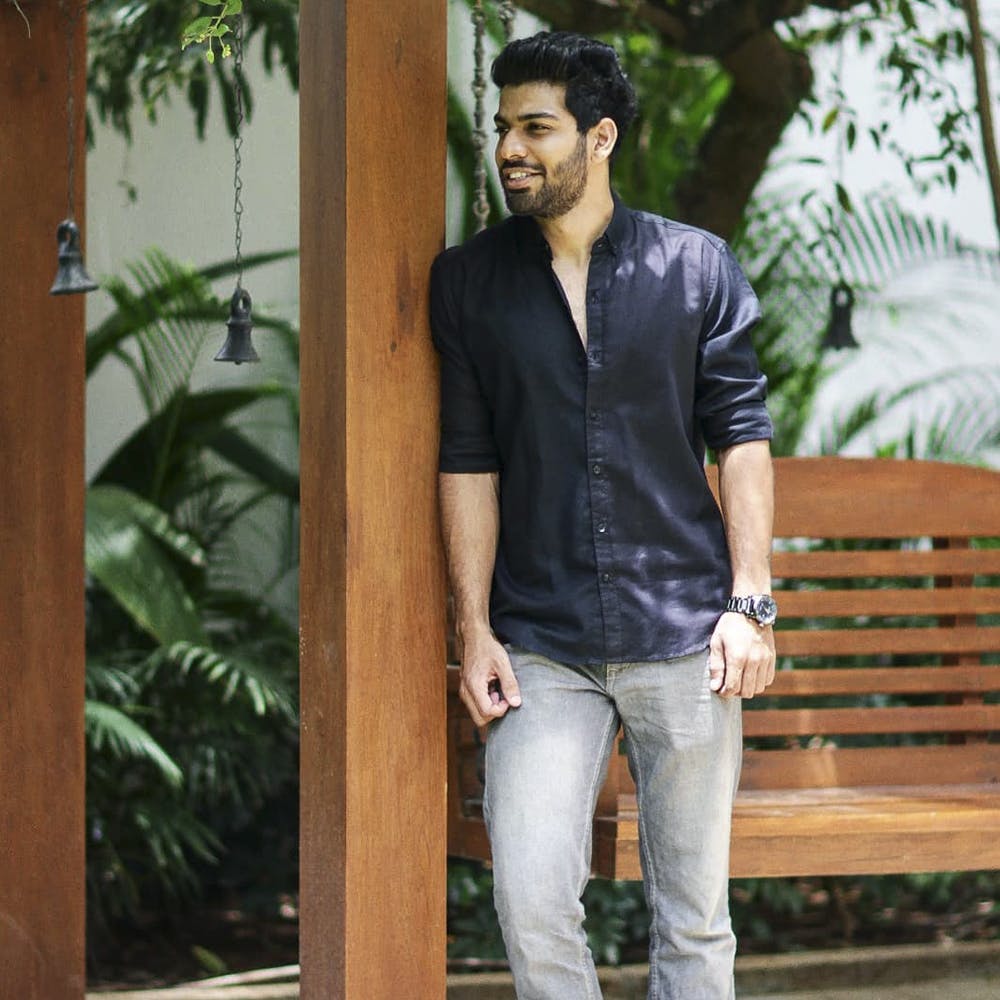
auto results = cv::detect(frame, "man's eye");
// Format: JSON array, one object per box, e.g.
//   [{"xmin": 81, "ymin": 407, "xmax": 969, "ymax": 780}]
[{"xmin": 493, "ymin": 126, "xmax": 508, "ymax": 135}]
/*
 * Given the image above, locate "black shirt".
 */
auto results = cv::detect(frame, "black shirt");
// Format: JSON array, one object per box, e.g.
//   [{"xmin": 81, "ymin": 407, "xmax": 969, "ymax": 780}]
[{"xmin": 430, "ymin": 195, "xmax": 772, "ymax": 666}]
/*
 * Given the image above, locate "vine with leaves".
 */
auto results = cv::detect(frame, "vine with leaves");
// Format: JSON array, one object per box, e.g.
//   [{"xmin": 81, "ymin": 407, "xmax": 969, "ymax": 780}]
[{"xmin": 182, "ymin": 0, "xmax": 245, "ymax": 64}]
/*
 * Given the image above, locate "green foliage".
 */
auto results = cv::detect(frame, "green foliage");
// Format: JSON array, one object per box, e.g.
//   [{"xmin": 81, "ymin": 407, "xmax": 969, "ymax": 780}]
[
  {"xmin": 447, "ymin": 861, "xmax": 506, "ymax": 964},
  {"xmin": 84, "ymin": 248, "xmax": 300, "ymax": 940},
  {"xmin": 610, "ymin": 32, "xmax": 731, "ymax": 221},
  {"xmin": 447, "ymin": 861, "xmax": 1000, "ymax": 964},
  {"xmin": 782, "ymin": 0, "xmax": 980, "ymax": 200},
  {"xmin": 87, "ymin": 0, "xmax": 299, "ymax": 142},
  {"xmin": 732, "ymin": 191, "xmax": 1000, "ymax": 463},
  {"xmin": 182, "ymin": 0, "xmax": 246, "ymax": 64}
]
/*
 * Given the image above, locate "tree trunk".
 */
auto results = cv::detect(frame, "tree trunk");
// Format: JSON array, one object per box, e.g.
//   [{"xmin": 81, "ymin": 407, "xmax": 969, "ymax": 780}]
[
  {"xmin": 962, "ymin": 0, "xmax": 1000, "ymax": 249},
  {"xmin": 673, "ymin": 29, "xmax": 813, "ymax": 240}
]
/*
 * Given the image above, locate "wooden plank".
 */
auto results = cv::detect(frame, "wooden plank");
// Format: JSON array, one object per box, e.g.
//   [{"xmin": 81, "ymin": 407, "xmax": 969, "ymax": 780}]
[
  {"xmin": 778, "ymin": 587, "xmax": 1000, "ymax": 618},
  {"xmin": 599, "ymin": 785, "xmax": 1000, "ymax": 878},
  {"xmin": 772, "ymin": 547, "xmax": 1000, "ymax": 579},
  {"xmin": 709, "ymin": 458, "xmax": 1000, "ymax": 538},
  {"xmin": 299, "ymin": 2, "xmax": 448, "ymax": 998},
  {"xmin": 775, "ymin": 625, "xmax": 1000, "ymax": 657},
  {"xmin": 764, "ymin": 665, "xmax": 998, "ymax": 697},
  {"xmin": 739, "ymin": 744, "xmax": 1000, "ymax": 790},
  {"xmin": 0, "ymin": 6, "xmax": 87, "ymax": 998},
  {"xmin": 742, "ymin": 703, "xmax": 1000, "ymax": 738},
  {"xmin": 729, "ymin": 829, "xmax": 1000, "ymax": 878}
]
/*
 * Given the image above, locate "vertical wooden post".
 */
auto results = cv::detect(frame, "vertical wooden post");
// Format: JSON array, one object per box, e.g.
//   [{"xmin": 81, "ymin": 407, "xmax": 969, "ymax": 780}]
[
  {"xmin": 0, "ymin": 5, "xmax": 87, "ymax": 998},
  {"xmin": 298, "ymin": 2, "xmax": 448, "ymax": 997}
]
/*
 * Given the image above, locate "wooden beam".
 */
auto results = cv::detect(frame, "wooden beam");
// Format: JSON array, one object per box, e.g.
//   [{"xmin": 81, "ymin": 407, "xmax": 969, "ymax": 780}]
[
  {"xmin": 0, "ymin": 4, "xmax": 87, "ymax": 998},
  {"xmin": 298, "ymin": 2, "xmax": 448, "ymax": 997}
]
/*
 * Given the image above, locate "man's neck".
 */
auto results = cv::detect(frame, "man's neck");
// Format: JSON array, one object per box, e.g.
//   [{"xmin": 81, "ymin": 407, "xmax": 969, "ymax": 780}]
[{"xmin": 536, "ymin": 186, "xmax": 615, "ymax": 265}]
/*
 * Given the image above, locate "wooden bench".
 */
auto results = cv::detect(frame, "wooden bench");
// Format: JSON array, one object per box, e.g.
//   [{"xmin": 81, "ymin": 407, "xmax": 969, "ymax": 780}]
[{"xmin": 447, "ymin": 457, "xmax": 1000, "ymax": 878}]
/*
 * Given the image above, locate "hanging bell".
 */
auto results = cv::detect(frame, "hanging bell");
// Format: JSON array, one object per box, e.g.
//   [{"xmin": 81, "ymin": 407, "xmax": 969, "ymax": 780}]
[
  {"xmin": 821, "ymin": 281, "xmax": 859, "ymax": 350},
  {"xmin": 214, "ymin": 286, "xmax": 259, "ymax": 364},
  {"xmin": 50, "ymin": 219, "xmax": 99, "ymax": 295}
]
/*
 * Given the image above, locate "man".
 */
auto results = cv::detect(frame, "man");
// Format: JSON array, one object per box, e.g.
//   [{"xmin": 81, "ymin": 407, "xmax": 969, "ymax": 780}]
[{"xmin": 430, "ymin": 31, "xmax": 776, "ymax": 1000}]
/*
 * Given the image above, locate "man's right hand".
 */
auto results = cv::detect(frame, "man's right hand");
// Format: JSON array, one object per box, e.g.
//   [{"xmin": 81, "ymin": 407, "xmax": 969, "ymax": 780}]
[{"xmin": 458, "ymin": 630, "xmax": 522, "ymax": 727}]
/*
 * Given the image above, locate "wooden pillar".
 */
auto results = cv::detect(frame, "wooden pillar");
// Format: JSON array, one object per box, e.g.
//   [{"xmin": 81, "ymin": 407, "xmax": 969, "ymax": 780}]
[
  {"xmin": 0, "ymin": 4, "xmax": 87, "ymax": 998},
  {"xmin": 298, "ymin": 2, "xmax": 448, "ymax": 997}
]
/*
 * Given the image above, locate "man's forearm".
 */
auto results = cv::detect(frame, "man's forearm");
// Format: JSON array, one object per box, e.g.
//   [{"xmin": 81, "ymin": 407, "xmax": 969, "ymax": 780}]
[
  {"xmin": 439, "ymin": 471, "xmax": 501, "ymax": 646},
  {"xmin": 716, "ymin": 440, "xmax": 774, "ymax": 594}
]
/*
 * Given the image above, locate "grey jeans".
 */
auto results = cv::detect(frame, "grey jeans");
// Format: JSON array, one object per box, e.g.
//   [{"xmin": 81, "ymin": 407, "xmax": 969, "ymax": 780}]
[{"xmin": 483, "ymin": 646, "xmax": 742, "ymax": 1000}]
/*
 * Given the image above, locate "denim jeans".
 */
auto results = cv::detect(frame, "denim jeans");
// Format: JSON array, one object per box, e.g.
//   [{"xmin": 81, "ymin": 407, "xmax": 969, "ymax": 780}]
[{"xmin": 483, "ymin": 646, "xmax": 742, "ymax": 1000}]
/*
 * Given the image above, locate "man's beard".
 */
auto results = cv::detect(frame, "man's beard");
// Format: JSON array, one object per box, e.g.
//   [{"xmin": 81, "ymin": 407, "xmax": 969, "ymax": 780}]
[{"xmin": 502, "ymin": 135, "xmax": 588, "ymax": 219}]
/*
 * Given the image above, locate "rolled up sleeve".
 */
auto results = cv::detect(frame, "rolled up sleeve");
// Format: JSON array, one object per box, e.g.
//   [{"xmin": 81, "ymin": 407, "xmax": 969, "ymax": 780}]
[
  {"xmin": 694, "ymin": 242, "xmax": 773, "ymax": 450},
  {"xmin": 430, "ymin": 251, "xmax": 501, "ymax": 473}
]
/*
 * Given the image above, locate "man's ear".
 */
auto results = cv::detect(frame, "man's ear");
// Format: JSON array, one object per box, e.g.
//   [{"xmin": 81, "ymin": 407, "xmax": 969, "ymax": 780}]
[{"xmin": 591, "ymin": 117, "xmax": 619, "ymax": 163}]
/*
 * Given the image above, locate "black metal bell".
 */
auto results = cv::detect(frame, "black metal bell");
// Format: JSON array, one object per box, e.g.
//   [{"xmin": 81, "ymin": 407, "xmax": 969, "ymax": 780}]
[
  {"xmin": 821, "ymin": 281, "xmax": 859, "ymax": 350},
  {"xmin": 50, "ymin": 219, "xmax": 99, "ymax": 295},
  {"xmin": 214, "ymin": 287, "xmax": 259, "ymax": 364}
]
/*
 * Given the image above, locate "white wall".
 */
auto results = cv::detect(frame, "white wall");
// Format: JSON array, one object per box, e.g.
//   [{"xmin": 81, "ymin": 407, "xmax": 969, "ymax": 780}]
[
  {"xmin": 85, "ymin": 2, "xmax": 999, "ymax": 477},
  {"xmin": 85, "ymin": 41, "xmax": 299, "ymax": 480}
]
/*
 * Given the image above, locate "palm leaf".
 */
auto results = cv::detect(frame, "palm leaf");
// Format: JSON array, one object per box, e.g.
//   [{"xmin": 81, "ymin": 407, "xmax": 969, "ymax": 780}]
[
  {"xmin": 86, "ymin": 247, "xmax": 298, "ymax": 383},
  {"xmin": 86, "ymin": 486, "xmax": 206, "ymax": 646},
  {"xmin": 91, "ymin": 385, "xmax": 294, "ymax": 504},
  {"xmin": 737, "ymin": 193, "xmax": 1000, "ymax": 465},
  {"xmin": 152, "ymin": 641, "xmax": 297, "ymax": 721},
  {"xmin": 85, "ymin": 699, "xmax": 184, "ymax": 788}
]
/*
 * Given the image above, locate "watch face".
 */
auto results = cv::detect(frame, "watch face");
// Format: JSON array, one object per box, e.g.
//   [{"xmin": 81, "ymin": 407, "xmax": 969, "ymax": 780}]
[{"xmin": 754, "ymin": 595, "xmax": 778, "ymax": 626}]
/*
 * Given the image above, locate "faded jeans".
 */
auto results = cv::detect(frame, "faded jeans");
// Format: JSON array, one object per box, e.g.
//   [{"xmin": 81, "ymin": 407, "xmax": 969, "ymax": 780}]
[{"xmin": 483, "ymin": 646, "xmax": 742, "ymax": 1000}]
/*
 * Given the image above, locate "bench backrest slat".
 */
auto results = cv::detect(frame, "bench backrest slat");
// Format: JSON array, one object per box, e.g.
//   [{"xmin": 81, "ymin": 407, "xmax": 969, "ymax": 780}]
[
  {"xmin": 741, "ymin": 744, "xmax": 1000, "ymax": 790},
  {"xmin": 744, "ymin": 703, "xmax": 1000, "ymax": 738},
  {"xmin": 721, "ymin": 458, "xmax": 1000, "ymax": 538},
  {"xmin": 775, "ymin": 625, "xmax": 1000, "ymax": 657},
  {"xmin": 779, "ymin": 587, "xmax": 1000, "ymax": 618},
  {"xmin": 767, "ymin": 665, "xmax": 995, "ymax": 696},
  {"xmin": 772, "ymin": 548, "xmax": 1000, "ymax": 578}
]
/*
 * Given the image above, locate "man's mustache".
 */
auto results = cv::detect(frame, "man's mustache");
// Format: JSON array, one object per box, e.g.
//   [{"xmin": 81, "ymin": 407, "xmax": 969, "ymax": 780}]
[{"xmin": 499, "ymin": 161, "xmax": 545, "ymax": 174}]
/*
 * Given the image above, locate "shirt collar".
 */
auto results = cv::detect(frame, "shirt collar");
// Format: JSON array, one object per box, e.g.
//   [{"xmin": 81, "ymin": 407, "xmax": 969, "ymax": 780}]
[{"xmin": 513, "ymin": 189, "xmax": 631, "ymax": 260}]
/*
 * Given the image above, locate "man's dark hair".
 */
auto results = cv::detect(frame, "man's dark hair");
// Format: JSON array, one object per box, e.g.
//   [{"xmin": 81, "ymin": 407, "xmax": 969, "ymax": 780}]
[{"xmin": 492, "ymin": 32, "xmax": 638, "ymax": 150}]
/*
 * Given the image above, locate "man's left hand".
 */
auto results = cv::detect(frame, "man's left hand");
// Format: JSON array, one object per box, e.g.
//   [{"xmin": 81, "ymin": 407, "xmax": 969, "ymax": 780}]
[{"xmin": 708, "ymin": 612, "xmax": 776, "ymax": 698}]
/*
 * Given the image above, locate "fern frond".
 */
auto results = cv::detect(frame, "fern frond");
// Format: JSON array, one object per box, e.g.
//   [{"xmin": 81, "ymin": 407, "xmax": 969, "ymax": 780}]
[{"xmin": 85, "ymin": 699, "xmax": 184, "ymax": 788}]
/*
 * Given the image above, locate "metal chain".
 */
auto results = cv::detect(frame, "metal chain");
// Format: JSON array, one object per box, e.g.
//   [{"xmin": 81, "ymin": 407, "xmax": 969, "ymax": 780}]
[
  {"xmin": 471, "ymin": 0, "xmax": 490, "ymax": 233},
  {"xmin": 832, "ymin": 15, "xmax": 848, "ymax": 280},
  {"xmin": 498, "ymin": 0, "xmax": 516, "ymax": 42},
  {"xmin": 232, "ymin": 12, "xmax": 246, "ymax": 288}
]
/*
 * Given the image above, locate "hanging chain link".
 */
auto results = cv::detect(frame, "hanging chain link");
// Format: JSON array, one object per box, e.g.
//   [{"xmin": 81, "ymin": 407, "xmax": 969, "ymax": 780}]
[
  {"xmin": 60, "ymin": 0, "xmax": 84, "ymax": 221},
  {"xmin": 832, "ymin": 15, "xmax": 848, "ymax": 280},
  {"xmin": 232, "ymin": 12, "xmax": 246, "ymax": 289},
  {"xmin": 472, "ymin": 2, "xmax": 518, "ymax": 233},
  {"xmin": 498, "ymin": 0, "xmax": 516, "ymax": 42},
  {"xmin": 471, "ymin": 0, "xmax": 490, "ymax": 233}
]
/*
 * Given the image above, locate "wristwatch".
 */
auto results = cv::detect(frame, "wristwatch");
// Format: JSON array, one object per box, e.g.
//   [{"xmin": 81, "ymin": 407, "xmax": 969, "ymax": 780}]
[{"xmin": 726, "ymin": 594, "xmax": 778, "ymax": 627}]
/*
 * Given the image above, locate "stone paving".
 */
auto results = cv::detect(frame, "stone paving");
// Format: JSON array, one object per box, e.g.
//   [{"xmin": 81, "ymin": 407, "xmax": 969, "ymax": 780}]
[{"xmin": 86, "ymin": 942, "xmax": 1000, "ymax": 1000}]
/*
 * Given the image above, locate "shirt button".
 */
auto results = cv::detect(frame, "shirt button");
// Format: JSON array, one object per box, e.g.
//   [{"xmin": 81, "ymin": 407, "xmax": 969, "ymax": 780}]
[
  {"xmin": 601, "ymin": 572, "xmax": 612, "ymax": 583},
  {"xmin": 592, "ymin": 463, "xmax": 602, "ymax": 476},
  {"xmin": 597, "ymin": 520, "xmax": 608, "ymax": 533},
  {"xmin": 589, "ymin": 291, "xmax": 600, "ymax": 304}
]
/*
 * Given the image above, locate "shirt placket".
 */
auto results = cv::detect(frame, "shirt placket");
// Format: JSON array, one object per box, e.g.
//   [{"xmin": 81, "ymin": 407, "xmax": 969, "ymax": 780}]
[{"xmin": 584, "ymin": 240, "xmax": 622, "ymax": 660}]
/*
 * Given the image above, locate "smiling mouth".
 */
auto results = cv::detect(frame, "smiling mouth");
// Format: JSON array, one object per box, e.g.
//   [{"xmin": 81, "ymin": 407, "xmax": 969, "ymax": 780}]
[{"xmin": 502, "ymin": 169, "xmax": 541, "ymax": 189}]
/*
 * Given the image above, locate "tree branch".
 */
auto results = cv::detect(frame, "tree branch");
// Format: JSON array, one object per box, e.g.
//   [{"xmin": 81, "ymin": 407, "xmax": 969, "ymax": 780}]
[{"xmin": 962, "ymin": 0, "xmax": 1000, "ymax": 248}]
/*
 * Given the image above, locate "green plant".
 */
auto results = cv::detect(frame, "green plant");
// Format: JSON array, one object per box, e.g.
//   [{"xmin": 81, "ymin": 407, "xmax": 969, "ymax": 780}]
[
  {"xmin": 87, "ymin": 0, "xmax": 299, "ymax": 141},
  {"xmin": 731, "ymin": 192, "xmax": 1000, "ymax": 463},
  {"xmin": 84, "ymin": 247, "xmax": 300, "ymax": 941}
]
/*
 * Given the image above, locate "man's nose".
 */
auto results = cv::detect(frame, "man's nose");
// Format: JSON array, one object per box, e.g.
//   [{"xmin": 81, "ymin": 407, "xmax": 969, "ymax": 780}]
[{"xmin": 497, "ymin": 130, "xmax": 526, "ymax": 161}]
